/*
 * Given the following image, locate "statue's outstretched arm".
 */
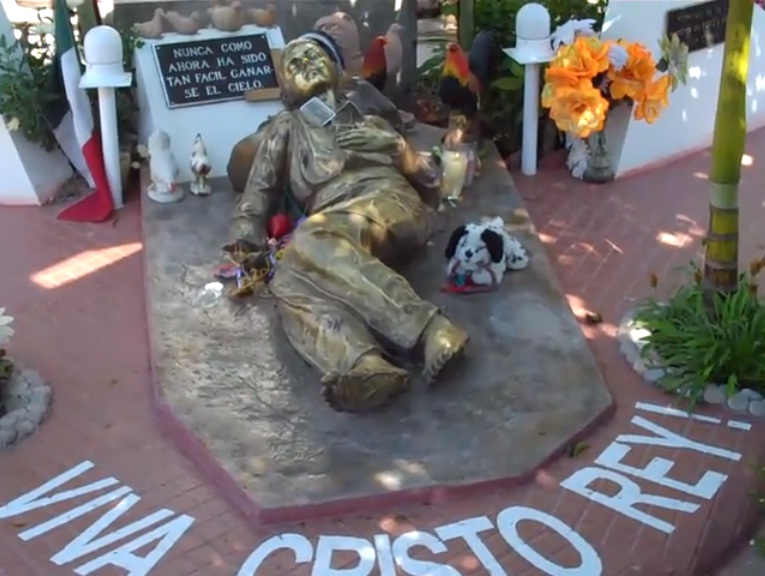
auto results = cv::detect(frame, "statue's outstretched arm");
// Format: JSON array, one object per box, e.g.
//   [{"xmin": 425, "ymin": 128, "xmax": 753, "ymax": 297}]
[{"xmin": 230, "ymin": 114, "xmax": 290, "ymax": 247}]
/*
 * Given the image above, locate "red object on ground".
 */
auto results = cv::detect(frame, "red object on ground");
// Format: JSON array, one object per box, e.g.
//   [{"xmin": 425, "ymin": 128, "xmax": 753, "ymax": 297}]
[
  {"xmin": 441, "ymin": 277, "xmax": 496, "ymax": 294},
  {"xmin": 55, "ymin": 136, "xmax": 113, "ymax": 222},
  {"xmin": 268, "ymin": 213, "xmax": 292, "ymax": 239}
]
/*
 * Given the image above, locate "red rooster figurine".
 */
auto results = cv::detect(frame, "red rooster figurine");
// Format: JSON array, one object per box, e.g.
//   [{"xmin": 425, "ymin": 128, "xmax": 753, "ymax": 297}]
[{"xmin": 360, "ymin": 35, "xmax": 388, "ymax": 92}]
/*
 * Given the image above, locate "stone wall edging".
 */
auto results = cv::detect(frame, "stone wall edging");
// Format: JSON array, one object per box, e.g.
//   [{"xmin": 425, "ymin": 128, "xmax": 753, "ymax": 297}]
[{"xmin": 0, "ymin": 368, "xmax": 53, "ymax": 447}]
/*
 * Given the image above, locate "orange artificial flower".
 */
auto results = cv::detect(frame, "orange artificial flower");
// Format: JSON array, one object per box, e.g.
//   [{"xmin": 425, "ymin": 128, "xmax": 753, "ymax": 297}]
[
  {"xmin": 542, "ymin": 66, "xmax": 580, "ymax": 109},
  {"xmin": 547, "ymin": 36, "xmax": 612, "ymax": 83},
  {"xmin": 634, "ymin": 73, "xmax": 670, "ymax": 123},
  {"xmin": 548, "ymin": 80, "xmax": 610, "ymax": 139},
  {"xmin": 541, "ymin": 81, "xmax": 556, "ymax": 109},
  {"xmin": 544, "ymin": 65, "xmax": 580, "ymax": 89},
  {"xmin": 608, "ymin": 41, "xmax": 657, "ymax": 100}
]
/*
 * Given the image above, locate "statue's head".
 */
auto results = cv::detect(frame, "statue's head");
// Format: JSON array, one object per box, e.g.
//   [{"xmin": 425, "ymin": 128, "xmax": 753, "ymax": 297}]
[{"xmin": 279, "ymin": 31, "xmax": 344, "ymax": 107}]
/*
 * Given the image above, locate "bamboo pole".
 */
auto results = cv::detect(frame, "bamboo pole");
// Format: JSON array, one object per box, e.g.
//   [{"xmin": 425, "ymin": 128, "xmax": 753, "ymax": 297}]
[{"xmin": 703, "ymin": 0, "xmax": 754, "ymax": 294}]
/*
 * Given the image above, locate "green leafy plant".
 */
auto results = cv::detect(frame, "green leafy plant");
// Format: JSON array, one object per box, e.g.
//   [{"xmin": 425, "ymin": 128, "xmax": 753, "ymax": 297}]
[
  {"xmin": 0, "ymin": 349, "xmax": 12, "ymax": 381},
  {"xmin": 423, "ymin": 0, "xmax": 609, "ymax": 153},
  {"xmin": 0, "ymin": 308, "xmax": 15, "ymax": 419},
  {"xmin": 113, "ymin": 26, "xmax": 144, "ymax": 145},
  {"xmin": 634, "ymin": 261, "xmax": 765, "ymax": 404},
  {"xmin": 0, "ymin": 16, "xmax": 58, "ymax": 151},
  {"xmin": 0, "ymin": 8, "xmax": 143, "ymax": 153}
]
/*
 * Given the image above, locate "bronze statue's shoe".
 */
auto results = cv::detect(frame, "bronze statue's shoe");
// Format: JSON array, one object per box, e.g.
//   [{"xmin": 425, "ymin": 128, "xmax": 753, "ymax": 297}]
[
  {"xmin": 421, "ymin": 314, "xmax": 468, "ymax": 386},
  {"xmin": 321, "ymin": 354, "xmax": 410, "ymax": 413}
]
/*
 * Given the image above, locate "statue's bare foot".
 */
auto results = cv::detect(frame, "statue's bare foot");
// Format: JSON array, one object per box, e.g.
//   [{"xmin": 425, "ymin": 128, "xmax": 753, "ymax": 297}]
[
  {"xmin": 422, "ymin": 314, "xmax": 468, "ymax": 385},
  {"xmin": 321, "ymin": 354, "xmax": 410, "ymax": 413}
]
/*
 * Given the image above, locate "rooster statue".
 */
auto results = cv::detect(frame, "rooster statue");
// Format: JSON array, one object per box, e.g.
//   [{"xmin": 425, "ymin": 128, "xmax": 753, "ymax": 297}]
[
  {"xmin": 437, "ymin": 31, "xmax": 501, "ymax": 148},
  {"xmin": 360, "ymin": 35, "xmax": 388, "ymax": 93},
  {"xmin": 147, "ymin": 130, "xmax": 183, "ymax": 204},
  {"xmin": 190, "ymin": 133, "xmax": 212, "ymax": 196}
]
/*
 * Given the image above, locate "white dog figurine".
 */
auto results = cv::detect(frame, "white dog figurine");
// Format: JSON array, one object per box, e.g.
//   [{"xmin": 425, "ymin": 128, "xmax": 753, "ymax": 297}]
[
  {"xmin": 444, "ymin": 216, "xmax": 530, "ymax": 290},
  {"xmin": 147, "ymin": 130, "xmax": 184, "ymax": 204}
]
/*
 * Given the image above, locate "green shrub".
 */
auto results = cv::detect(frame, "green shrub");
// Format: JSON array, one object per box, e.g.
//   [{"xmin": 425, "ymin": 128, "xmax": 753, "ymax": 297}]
[
  {"xmin": 0, "ymin": 349, "xmax": 12, "ymax": 418},
  {"xmin": 418, "ymin": 0, "xmax": 609, "ymax": 152},
  {"xmin": 0, "ymin": 9, "xmax": 143, "ymax": 151},
  {"xmin": 0, "ymin": 19, "xmax": 59, "ymax": 151},
  {"xmin": 634, "ymin": 264, "xmax": 765, "ymax": 404}
]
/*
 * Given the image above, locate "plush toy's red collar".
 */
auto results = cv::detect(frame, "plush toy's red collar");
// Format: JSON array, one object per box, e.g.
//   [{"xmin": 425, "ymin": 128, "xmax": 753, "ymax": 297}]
[{"xmin": 442, "ymin": 261, "xmax": 499, "ymax": 294}]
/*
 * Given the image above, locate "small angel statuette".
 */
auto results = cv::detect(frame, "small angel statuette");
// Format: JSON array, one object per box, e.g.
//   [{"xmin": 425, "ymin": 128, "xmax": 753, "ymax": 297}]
[
  {"xmin": 147, "ymin": 130, "xmax": 184, "ymax": 203},
  {"xmin": 190, "ymin": 133, "xmax": 212, "ymax": 196}
]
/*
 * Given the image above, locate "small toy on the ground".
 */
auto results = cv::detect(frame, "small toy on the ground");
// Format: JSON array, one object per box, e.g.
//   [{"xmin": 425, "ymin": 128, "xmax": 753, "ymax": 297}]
[
  {"xmin": 147, "ymin": 130, "xmax": 183, "ymax": 204},
  {"xmin": 219, "ymin": 216, "xmax": 306, "ymax": 298},
  {"xmin": 443, "ymin": 216, "xmax": 530, "ymax": 293},
  {"xmin": 190, "ymin": 133, "xmax": 212, "ymax": 196}
]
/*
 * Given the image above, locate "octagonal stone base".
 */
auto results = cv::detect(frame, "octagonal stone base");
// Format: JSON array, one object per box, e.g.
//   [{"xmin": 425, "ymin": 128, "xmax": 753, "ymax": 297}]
[{"xmin": 142, "ymin": 124, "xmax": 612, "ymax": 522}]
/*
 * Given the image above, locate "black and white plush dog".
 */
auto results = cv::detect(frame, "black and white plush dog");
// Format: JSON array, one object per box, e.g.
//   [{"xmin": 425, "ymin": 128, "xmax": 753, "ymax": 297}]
[{"xmin": 444, "ymin": 216, "xmax": 530, "ymax": 288}]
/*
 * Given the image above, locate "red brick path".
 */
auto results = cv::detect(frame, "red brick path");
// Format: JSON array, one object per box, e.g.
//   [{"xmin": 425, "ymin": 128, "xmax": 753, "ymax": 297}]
[{"xmin": 0, "ymin": 130, "xmax": 764, "ymax": 575}]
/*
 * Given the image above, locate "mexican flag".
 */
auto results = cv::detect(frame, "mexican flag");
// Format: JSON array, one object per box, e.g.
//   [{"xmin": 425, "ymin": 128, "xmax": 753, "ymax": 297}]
[{"xmin": 48, "ymin": 0, "xmax": 113, "ymax": 222}]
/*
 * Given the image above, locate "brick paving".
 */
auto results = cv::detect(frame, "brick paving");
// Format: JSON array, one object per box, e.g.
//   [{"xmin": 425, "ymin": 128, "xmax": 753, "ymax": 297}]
[{"xmin": 0, "ymin": 130, "xmax": 763, "ymax": 575}]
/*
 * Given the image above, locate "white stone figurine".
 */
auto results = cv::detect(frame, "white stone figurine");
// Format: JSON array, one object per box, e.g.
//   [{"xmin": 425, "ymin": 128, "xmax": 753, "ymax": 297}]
[
  {"xmin": 189, "ymin": 133, "xmax": 212, "ymax": 196},
  {"xmin": 147, "ymin": 130, "xmax": 183, "ymax": 204}
]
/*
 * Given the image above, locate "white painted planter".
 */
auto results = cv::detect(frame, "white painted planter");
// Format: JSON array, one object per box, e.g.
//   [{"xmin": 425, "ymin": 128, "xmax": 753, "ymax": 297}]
[{"xmin": 0, "ymin": 367, "xmax": 53, "ymax": 447}]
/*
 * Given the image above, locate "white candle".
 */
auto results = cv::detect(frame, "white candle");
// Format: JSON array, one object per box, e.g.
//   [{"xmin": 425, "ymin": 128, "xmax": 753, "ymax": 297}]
[{"xmin": 440, "ymin": 150, "xmax": 469, "ymax": 201}]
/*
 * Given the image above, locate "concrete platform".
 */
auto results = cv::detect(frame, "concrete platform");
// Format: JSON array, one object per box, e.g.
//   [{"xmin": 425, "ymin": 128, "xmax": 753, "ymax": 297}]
[{"xmin": 142, "ymin": 124, "xmax": 612, "ymax": 522}]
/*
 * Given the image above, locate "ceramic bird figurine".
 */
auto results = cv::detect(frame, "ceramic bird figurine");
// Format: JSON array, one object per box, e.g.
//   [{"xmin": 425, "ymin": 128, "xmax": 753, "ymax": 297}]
[
  {"xmin": 133, "ymin": 8, "xmax": 165, "ymax": 39},
  {"xmin": 162, "ymin": 10, "xmax": 202, "ymax": 35},
  {"xmin": 246, "ymin": 4, "xmax": 277, "ymax": 27},
  {"xmin": 190, "ymin": 133, "xmax": 212, "ymax": 196},
  {"xmin": 384, "ymin": 23, "xmax": 404, "ymax": 79},
  {"xmin": 208, "ymin": 1, "xmax": 244, "ymax": 32},
  {"xmin": 361, "ymin": 36, "xmax": 388, "ymax": 92},
  {"xmin": 147, "ymin": 130, "xmax": 183, "ymax": 204}
]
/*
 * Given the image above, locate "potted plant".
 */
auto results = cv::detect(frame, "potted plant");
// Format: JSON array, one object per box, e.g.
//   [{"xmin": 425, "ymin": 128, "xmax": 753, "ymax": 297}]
[
  {"xmin": 0, "ymin": 308, "xmax": 15, "ymax": 418},
  {"xmin": 541, "ymin": 20, "xmax": 690, "ymax": 182}
]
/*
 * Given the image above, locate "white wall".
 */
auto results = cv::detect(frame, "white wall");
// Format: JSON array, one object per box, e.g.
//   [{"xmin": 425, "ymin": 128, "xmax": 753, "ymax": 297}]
[
  {"xmin": 601, "ymin": 0, "xmax": 765, "ymax": 178},
  {"xmin": 135, "ymin": 25, "xmax": 286, "ymax": 183},
  {"xmin": 0, "ymin": 3, "xmax": 72, "ymax": 205}
]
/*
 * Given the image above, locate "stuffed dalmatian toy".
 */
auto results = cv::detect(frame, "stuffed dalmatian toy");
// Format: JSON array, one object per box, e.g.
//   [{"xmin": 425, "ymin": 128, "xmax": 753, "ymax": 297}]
[{"xmin": 443, "ymin": 216, "xmax": 530, "ymax": 293}]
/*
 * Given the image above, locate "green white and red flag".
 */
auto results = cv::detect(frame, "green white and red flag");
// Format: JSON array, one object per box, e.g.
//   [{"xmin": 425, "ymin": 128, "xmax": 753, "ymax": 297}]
[{"xmin": 48, "ymin": 0, "xmax": 113, "ymax": 222}]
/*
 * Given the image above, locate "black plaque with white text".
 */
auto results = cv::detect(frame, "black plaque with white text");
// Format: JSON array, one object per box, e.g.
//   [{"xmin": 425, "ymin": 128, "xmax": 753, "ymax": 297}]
[
  {"xmin": 666, "ymin": 0, "xmax": 728, "ymax": 53},
  {"xmin": 154, "ymin": 33, "xmax": 280, "ymax": 109}
]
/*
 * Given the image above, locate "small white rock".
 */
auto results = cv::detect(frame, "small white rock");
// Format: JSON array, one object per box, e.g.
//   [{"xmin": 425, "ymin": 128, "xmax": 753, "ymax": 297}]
[
  {"xmin": 620, "ymin": 342, "xmax": 640, "ymax": 364},
  {"xmin": 629, "ymin": 327, "xmax": 651, "ymax": 344},
  {"xmin": 703, "ymin": 384, "xmax": 726, "ymax": 405},
  {"xmin": 740, "ymin": 388, "xmax": 764, "ymax": 401},
  {"xmin": 748, "ymin": 399, "xmax": 765, "ymax": 417},
  {"xmin": 20, "ymin": 369, "xmax": 45, "ymax": 388},
  {"xmin": 15, "ymin": 419, "xmax": 36, "ymax": 438},
  {"xmin": 727, "ymin": 392, "xmax": 750, "ymax": 412},
  {"xmin": 0, "ymin": 427, "xmax": 18, "ymax": 446},
  {"xmin": 644, "ymin": 368, "xmax": 665, "ymax": 383}
]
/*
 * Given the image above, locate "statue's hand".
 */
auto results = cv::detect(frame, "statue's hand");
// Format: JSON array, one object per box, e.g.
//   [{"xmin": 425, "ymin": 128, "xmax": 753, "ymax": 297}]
[
  {"xmin": 223, "ymin": 239, "xmax": 269, "ymax": 274},
  {"xmin": 336, "ymin": 126, "xmax": 401, "ymax": 154},
  {"xmin": 223, "ymin": 238, "xmax": 265, "ymax": 258}
]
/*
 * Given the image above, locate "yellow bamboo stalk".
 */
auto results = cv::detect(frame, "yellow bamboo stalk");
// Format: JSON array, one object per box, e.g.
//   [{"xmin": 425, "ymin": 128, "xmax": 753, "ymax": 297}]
[{"xmin": 704, "ymin": 0, "xmax": 754, "ymax": 293}]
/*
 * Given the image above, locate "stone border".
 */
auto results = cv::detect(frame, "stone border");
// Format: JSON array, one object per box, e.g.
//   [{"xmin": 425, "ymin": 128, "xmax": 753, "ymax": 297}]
[
  {"xmin": 0, "ymin": 368, "xmax": 53, "ymax": 447},
  {"xmin": 618, "ymin": 309, "xmax": 765, "ymax": 417}
]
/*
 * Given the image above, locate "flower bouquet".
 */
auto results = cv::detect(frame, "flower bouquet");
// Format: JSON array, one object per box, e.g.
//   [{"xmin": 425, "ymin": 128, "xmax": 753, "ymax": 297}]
[{"xmin": 541, "ymin": 19, "xmax": 690, "ymax": 182}]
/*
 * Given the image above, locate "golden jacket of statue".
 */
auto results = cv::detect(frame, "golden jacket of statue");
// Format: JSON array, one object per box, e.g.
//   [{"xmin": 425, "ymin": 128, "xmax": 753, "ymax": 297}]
[{"xmin": 227, "ymin": 33, "xmax": 468, "ymax": 413}]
